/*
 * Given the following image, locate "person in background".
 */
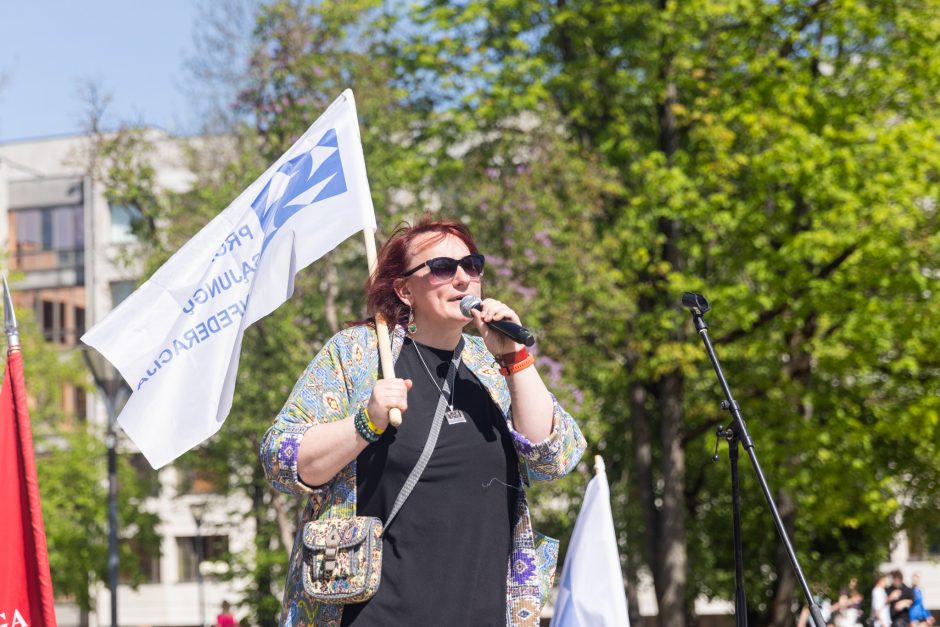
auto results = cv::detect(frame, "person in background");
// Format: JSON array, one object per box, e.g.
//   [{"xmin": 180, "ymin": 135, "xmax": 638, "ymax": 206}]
[
  {"xmin": 834, "ymin": 577, "xmax": 864, "ymax": 626},
  {"xmin": 909, "ymin": 573, "xmax": 934, "ymax": 627},
  {"xmin": 846, "ymin": 578, "xmax": 865, "ymax": 612},
  {"xmin": 216, "ymin": 600, "xmax": 237, "ymax": 627},
  {"xmin": 873, "ymin": 573, "xmax": 892, "ymax": 627},
  {"xmin": 888, "ymin": 570, "xmax": 915, "ymax": 627}
]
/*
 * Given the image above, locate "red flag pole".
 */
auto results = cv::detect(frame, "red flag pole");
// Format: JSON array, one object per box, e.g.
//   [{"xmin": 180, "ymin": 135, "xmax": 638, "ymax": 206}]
[{"xmin": 0, "ymin": 276, "xmax": 57, "ymax": 626}]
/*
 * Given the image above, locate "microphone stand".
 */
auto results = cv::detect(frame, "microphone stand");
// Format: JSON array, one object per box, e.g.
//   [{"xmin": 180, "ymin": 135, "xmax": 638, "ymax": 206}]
[{"xmin": 681, "ymin": 293, "xmax": 826, "ymax": 627}]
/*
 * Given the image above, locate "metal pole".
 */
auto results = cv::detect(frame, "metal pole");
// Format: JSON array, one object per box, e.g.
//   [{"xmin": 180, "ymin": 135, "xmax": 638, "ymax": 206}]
[
  {"xmin": 83, "ymin": 345, "xmax": 122, "ymax": 627},
  {"xmin": 730, "ymin": 438, "xmax": 747, "ymax": 627},
  {"xmin": 195, "ymin": 518, "xmax": 206, "ymax": 627},
  {"xmin": 105, "ymin": 396, "xmax": 119, "ymax": 627}
]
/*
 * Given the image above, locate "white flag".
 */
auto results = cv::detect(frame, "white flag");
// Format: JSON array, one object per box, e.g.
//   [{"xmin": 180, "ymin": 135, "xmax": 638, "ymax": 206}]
[
  {"xmin": 550, "ymin": 458, "xmax": 629, "ymax": 627},
  {"xmin": 82, "ymin": 90, "xmax": 377, "ymax": 468}
]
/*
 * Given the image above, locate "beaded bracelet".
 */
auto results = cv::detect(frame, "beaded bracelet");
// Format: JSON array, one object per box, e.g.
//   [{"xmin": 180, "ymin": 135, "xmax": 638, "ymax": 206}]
[
  {"xmin": 499, "ymin": 353, "xmax": 535, "ymax": 376},
  {"xmin": 354, "ymin": 406, "xmax": 383, "ymax": 443}
]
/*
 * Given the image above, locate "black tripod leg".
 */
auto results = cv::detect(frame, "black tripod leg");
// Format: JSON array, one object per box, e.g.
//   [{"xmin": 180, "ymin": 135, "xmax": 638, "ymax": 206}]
[{"xmin": 731, "ymin": 438, "xmax": 748, "ymax": 627}]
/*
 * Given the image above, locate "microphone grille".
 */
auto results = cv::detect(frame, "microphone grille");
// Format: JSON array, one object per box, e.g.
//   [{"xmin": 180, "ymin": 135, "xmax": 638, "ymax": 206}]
[{"xmin": 459, "ymin": 295, "xmax": 481, "ymax": 318}]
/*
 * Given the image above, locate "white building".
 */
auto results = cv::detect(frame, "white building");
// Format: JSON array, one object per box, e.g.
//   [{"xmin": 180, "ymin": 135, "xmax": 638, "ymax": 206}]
[{"xmin": 0, "ymin": 131, "xmax": 249, "ymax": 627}]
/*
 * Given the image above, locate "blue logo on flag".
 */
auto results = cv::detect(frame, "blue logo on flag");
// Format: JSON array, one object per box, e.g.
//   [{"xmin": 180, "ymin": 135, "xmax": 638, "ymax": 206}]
[{"xmin": 250, "ymin": 128, "xmax": 347, "ymax": 253}]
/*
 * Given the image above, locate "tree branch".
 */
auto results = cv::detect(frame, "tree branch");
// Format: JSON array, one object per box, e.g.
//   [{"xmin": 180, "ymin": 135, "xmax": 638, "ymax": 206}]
[
  {"xmin": 682, "ymin": 418, "xmax": 722, "ymax": 446},
  {"xmin": 777, "ymin": 0, "xmax": 830, "ymax": 60},
  {"xmin": 715, "ymin": 243, "xmax": 858, "ymax": 344}
]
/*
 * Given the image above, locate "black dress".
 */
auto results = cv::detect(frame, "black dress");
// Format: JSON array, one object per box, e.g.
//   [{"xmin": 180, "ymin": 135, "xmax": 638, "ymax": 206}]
[{"xmin": 340, "ymin": 339, "xmax": 521, "ymax": 626}]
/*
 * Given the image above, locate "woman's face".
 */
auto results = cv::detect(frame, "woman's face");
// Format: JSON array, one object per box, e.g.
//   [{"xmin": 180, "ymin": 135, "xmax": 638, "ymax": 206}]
[{"xmin": 395, "ymin": 232, "xmax": 482, "ymax": 330}]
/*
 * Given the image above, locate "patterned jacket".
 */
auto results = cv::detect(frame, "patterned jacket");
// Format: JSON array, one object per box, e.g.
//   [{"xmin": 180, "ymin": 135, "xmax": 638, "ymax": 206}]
[{"xmin": 260, "ymin": 324, "xmax": 586, "ymax": 626}]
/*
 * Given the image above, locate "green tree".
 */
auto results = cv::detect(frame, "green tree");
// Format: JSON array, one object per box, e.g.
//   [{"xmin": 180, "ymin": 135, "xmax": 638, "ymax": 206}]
[
  {"xmin": 93, "ymin": 1, "xmax": 940, "ymax": 626},
  {"xmin": 399, "ymin": 1, "xmax": 940, "ymax": 625}
]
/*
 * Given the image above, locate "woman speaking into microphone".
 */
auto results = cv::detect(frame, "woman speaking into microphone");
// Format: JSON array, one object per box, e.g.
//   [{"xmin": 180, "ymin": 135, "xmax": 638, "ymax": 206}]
[{"xmin": 260, "ymin": 215, "xmax": 585, "ymax": 626}]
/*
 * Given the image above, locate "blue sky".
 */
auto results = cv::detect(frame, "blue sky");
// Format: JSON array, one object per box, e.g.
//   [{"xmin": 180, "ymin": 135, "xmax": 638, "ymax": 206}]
[{"xmin": 0, "ymin": 0, "xmax": 201, "ymax": 142}]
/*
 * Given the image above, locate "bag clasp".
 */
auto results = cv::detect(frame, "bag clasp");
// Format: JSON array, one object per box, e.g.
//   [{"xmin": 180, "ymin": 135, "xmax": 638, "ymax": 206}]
[{"xmin": 323, "ymin": 527, "xmax": 341, "ymax": 576}]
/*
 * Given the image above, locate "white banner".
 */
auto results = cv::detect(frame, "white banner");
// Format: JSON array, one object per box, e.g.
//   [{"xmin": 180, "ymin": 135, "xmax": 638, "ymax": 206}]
[
  {"xmin": 82, "ymin": 90, "xmax": 377, "ymax": 468},
  {"xmin": 550, "ymin": 459, "xmax": 630, "ymax": 627}
]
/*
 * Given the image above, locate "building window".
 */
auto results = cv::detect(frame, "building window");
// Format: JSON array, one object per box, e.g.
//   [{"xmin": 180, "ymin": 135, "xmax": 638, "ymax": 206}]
[
  {"xmin": 58, "ymin": 302, "xmax": 66, "ymax": 343},
  {"xmin": 41, "ymin": 300, "xmax": 55, "ymax": 340},
  {"xmin": 906, "ymin": 513, "xmax": 940, "ymax": 560},
  {"xmin": 75, "ymin": 306, "xmax": 85, "ymax": 338},
  {"xmin": 110, "ymin": 204, "xmax": 142, "ymax": 244},
  {"xmin": 62, "ymin": 384, "xmax": 88, "ymax": 423},
  {"xmin": 177, "ymin": 535, "xmax": 229, "ymax": 582},
  {"xmin": 11, "ymin": 205, "xmax": 84, "ymax": 271},
  {"xmin": 75, "ymin": 385, "xmax": 87, "ymax": 421},
  {"xmin": 18, "ymin": 287, "xmax": 85, "ymax": 346},
  {"xmin": 38, "ymin": 300, "xmax": 70, "ymax": 344},
  {"xmin": 110, "ymin": 280, "xmax": 136, "ymax": 308},
  {"xmin": 119, "ymin": 537, "xmax": 162, "ymax": 584}
]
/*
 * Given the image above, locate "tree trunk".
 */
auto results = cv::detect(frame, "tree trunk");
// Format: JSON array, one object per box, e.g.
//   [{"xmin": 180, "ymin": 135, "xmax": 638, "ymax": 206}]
[
  {"xmin": 655, "ymin": 48, "xmax": 688, "ymax": 621},
  {"xmin": 770, "ymin": 489, "xmax": 799, "ymax": 627},
  {"xmin": 768, "ymin": 314, "xmax": 816, "ymax": 627},
  {"xmin": 631, "ymin": 379, "xmax": 659, "ymax": 580},
  {"xmin": 658, "ymin": 371, "xmax": 687, "ymax": 627}
]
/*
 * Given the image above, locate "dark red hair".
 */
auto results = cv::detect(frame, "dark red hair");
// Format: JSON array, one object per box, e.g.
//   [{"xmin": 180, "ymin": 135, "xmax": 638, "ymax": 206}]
[{"xmin": 363, "ymin": 215, "xmax": 479, "ymax": 329}]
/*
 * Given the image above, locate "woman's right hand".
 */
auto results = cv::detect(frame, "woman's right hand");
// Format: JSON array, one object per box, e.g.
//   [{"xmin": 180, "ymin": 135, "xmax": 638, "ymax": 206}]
[{"xmin": 367, "ymin": 378, "xmax": 412, "ymax": 430}]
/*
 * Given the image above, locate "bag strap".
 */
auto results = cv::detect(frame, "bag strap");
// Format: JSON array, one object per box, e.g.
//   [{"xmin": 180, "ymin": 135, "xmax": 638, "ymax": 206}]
[{"xmin": 382, "ymin": 338, "xmax": 464, "ymax": 534}]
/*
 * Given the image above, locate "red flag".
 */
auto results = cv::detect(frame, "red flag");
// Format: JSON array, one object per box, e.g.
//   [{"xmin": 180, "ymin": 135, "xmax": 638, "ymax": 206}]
[{"xmin": 0, "ymin": 347, "xmax": 57, "ymax": 627}]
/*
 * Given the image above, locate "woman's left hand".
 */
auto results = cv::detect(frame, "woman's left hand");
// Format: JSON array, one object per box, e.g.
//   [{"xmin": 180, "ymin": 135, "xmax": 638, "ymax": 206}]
[{"xmin": 470, "ymin": 298, "xmax": 525, "ymax": 357}]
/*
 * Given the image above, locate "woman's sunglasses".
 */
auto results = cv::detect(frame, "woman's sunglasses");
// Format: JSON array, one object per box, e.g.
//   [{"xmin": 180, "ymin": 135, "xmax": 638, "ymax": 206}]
[{"xmin": 402, "ymin": 254, "xmax": 485, "ymax": 282}]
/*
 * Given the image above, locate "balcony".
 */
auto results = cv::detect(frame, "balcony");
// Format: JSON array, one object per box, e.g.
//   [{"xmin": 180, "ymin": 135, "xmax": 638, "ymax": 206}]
[{"xmin": 13, "ymin": 246, "xmax": 85, "ymax": 272}]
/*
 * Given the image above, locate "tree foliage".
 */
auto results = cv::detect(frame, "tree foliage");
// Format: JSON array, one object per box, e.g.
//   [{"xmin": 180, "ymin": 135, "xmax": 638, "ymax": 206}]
[
  {"xmin": 398, "ymin": 1, "xmax": 940, "ymax": 625},
  {"xmin": 96, "ymin": 0, "xmax": 940, "ymax": 625}
]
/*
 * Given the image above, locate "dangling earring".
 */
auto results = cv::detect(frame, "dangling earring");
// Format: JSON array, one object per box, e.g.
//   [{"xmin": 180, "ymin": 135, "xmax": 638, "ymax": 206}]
[{"xmin": 407, "ymin": 306, "xmax": 417, "ymax": 335}]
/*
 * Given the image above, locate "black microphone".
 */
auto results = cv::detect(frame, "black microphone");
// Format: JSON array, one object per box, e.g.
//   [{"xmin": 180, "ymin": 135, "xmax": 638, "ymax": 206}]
[{"xmin": 460, "ymin": 295, "xmax": 536, "ymax": 347}]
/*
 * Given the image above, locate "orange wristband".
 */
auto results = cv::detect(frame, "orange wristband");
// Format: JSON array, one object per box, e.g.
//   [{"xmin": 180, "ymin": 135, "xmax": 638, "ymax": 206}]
[
  {"xmin": 497, "ymin": 347, "xmax": 529, "ymax": 367},
  {"xmin": 499, "ymin": 353, "xmax": 535, "ymax": 376}
]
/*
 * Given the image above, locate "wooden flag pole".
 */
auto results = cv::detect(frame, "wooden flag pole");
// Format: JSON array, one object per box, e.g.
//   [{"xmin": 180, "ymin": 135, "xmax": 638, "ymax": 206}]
[{"xmin": 363, "ymin": 228, "xmax": 403, "ymax": 427}]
